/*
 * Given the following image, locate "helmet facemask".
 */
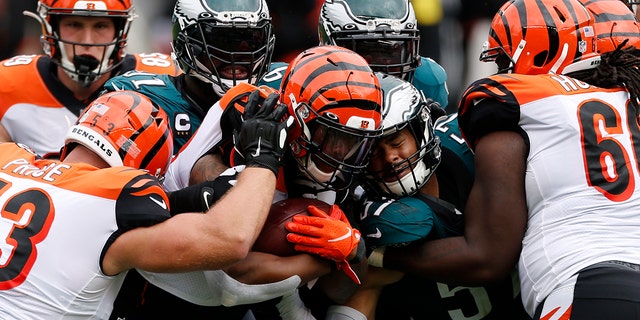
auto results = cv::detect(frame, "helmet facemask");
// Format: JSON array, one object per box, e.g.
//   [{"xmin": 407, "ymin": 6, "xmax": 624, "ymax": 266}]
[
  {"xmin": 172, "ymin": 0, "xmax": 275, "ymax": 96},
  {"xmin": 366, "ymin": 106, "xmax": 441, "ymax": 198},
  {"xmin": 26, "ymin": 1, "xmax": 134, "ymax": 87},
  {"xmin": 319, "ymin": 0, "xmax": 421, "ymax": 81},
  {"xmin": 291, "ymin": 104, "xmax": 381, "ymax": 191},
  {"xmin": 330, "ymin": 28, "xmax": 420, "ymax": 81},
  {"xmin": 363, "ymin": 72, "xmax": 441, "ymax": 198}
]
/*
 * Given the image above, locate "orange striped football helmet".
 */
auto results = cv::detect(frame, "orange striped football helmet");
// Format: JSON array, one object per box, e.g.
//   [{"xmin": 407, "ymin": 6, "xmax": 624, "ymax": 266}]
[
  {"xmin": 61, "ymin": 91, "xmax": 174, "ymax": 177},
  {"xmin": 280, "ymin": 45, "xmax": 383, "ymax": 189},
  {"xmin": 579, "ymin": 0, "xmax": 640, "ymax": 53},
  {"xmin": 26, "ymin": 0, "xmax": 134, "ymax": 87},
  {"xmin": 480, "ymin": 0, "xmax": 600, "ymax": 75}
]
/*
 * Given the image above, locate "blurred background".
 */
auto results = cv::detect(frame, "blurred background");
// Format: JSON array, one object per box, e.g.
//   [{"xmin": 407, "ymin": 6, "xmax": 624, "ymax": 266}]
[{"xmin": 2, "ymin": 0, "xmax": 505, "ymax": 111}]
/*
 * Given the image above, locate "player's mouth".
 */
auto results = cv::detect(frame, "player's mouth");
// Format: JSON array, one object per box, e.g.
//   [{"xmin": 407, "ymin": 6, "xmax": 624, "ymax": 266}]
[
  {"xmin": 383, "ymin": 166, "xmax": 410, "ymax": 182},
  {"xmin": 220, "ymin": 65, "xmax": 249, "ymax": 80}
]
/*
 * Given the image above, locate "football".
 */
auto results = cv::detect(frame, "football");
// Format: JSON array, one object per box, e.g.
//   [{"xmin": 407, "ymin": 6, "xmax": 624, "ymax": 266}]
[{"xmin": 252, "ymin": 198, "xmax": 331, "ymax": 256}]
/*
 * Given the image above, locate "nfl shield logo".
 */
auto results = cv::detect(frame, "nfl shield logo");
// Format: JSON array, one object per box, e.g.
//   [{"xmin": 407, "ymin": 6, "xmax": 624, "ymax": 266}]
[{"xmin": 578, "ymin": 40, "xmax": 587, "ymax": 53}]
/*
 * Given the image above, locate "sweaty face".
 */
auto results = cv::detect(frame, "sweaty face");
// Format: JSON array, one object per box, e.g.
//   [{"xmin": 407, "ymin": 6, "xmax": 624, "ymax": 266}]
[
  {"xmin": 58, "ymin": 15, "xmax": 116, "ymax": 64},
  {"xmin": 368, "ymin": 128, "xmax": 419, "ymax": 182}
]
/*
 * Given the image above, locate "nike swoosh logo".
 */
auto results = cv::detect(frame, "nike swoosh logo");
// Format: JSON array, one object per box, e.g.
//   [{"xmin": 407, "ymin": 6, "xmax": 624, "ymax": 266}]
[
  {"xmin": 328, "ymin": 227, "xmax": 352, "ymax": 242},
  {"xmin": 202, "ymin": 190, "xmax": 212, "ymax": 209},
  {"xmin": 251, "ymin": 137, "xmax": 262, "ymax": 157},
  {"xmin": 367, "ymin": 228, "xmax": 382, "ymax": 238},
  {"xmin": 149, "ymin": 196, "xmax": 167, "ymax": 210}
]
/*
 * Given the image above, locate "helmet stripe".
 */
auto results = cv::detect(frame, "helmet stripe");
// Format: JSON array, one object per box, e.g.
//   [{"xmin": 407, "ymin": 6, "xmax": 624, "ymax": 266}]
[{"xmin": 139, "ymin": 126, "xmax": 171, "ymax": 173}]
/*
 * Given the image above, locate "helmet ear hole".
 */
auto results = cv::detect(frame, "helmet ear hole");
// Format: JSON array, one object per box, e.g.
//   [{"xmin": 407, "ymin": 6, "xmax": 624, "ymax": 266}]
[
  {"xmin": 554, "ymin": 7, "xmax": 567, "ymax": 22},
  {"xmin": 533, "ymin": 50, "xmax": 550, "ymax": 67}
]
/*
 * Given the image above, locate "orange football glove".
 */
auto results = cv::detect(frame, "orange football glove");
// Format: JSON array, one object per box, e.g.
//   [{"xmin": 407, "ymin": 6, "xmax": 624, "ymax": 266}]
[{"xmin": 285, "ymin": 204, "xmax": 362, "ymax": 284}]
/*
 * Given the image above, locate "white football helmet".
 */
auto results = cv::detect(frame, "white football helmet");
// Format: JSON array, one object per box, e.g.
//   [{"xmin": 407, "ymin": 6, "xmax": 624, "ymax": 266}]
[
  {"xmin": 365, "ymin": 72, "xmax": 441, "ymax": 198},
  {"xmin": 318, "ymin": 0, "xmax": 421, "ymax": 81},
  {"xmin": 172, "ymin": 0, "xmax": 275, "ymax": 96}
]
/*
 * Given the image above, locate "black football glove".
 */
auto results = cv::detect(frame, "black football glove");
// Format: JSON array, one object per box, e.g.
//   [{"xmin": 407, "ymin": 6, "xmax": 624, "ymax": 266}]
[
  {"xmin": 425, "ymin": 98, "xmax": 446, "ymax": 121},
  {"xmin": 233, "ymin": 90, "xmax": 293, "ymax": 176},
  {"xmin": 167, "ymin": 167, "xmax": 241, "ymax": 215}
]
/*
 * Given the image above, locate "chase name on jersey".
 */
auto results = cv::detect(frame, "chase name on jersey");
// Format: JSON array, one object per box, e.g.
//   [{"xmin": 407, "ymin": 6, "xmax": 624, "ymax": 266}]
[{"xmin": 2, "ymin": 158, "xmax": 71, "ymax": 182}]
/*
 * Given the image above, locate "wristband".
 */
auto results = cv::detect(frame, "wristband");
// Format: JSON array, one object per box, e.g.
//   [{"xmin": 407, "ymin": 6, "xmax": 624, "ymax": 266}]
[
  {"xmin": 167, "ymin": 184, "xmax": 214, "ymax": 215},
  {"xmin": 367, "ymin": 247, "xmax": 386, "ymax": 268},
  {"xmin": 347, "ymin": 240, "xmax": 366, "ymax": 265}
]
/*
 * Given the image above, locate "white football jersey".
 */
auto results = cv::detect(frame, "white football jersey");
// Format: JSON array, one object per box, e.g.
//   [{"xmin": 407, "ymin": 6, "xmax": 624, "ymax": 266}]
[
  {"xmin": 460, "ymin": 73, "xmax": 640, "ymax": 316},
  {"xmin": 0, "ymin": 54, "xmax": 179, "ymax": 158},
  {"xmin": 0, "ymin": 143, "xmax": 170, "ymax": 319}
]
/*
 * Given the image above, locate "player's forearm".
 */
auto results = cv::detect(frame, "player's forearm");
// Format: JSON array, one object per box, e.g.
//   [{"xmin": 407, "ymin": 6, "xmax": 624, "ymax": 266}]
[
  {"xmin": 203, "ymin": 167, "xmax": 276, "ymax": 256},
  {"xmin": 224, "ymin": 252, "xmax": 331, "ymax": 285}
]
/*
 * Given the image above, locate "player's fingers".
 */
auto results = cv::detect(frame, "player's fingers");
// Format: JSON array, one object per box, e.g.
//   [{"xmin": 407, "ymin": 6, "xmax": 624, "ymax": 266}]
[
  {"xmin": 262, "ymin": 93, "xmax": 280, "ymax": 112},
  {"xmin": 290, "ymin": 214, "xmax": 326, "ymax": 227},
  {"xmin": 285, "ymin": 221, "xmax": 322, "ymax": 237},
  {"xmin": 307, "ymin": 205, "xmax": 330, "ymax": 218},
  {"xmin": 244, "ymin": 90, "xmax": 262, "ymax": 118},
  {"xmin": 328, "ymin": 204, "xmax": 347, "ymax": 222},
  {"xmin": 286, "ymin": 233, "xmax": 322, "ymax": 246},
  {"xmin": 270, "ymin": 104, "xmax": 288, "ymax": 122}
]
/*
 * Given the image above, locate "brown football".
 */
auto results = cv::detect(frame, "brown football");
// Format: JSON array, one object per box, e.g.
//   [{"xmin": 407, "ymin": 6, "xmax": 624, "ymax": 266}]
[{"xmin": 252, "ymin": 198, "xmax": 331, "ymax": 256}]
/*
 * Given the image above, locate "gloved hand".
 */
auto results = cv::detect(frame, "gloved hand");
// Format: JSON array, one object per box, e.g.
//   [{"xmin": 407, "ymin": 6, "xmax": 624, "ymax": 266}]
[
  {"xmin": 425, "ymin": 98, "xmax": 446, "ymax": 122},
  {"xmin": 233, "ymin": 90, "xmax": 294, "ymax": 176},
  {"xmin": 285, "ymin": 204, "xmax": 362, "ymax": 284},
  {"xmin": 167, "ymin": 166, "xmax": 243, "ymax": 215}
]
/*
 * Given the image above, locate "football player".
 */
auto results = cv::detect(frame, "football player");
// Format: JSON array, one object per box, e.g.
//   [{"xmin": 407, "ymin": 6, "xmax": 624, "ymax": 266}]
[
  {"xmin": 345, "ymin": 0, "xmax": 640, "ymax": 318},
  {"xmin": 0, "ymin": 0, "xmax": 179, "ymax": 158},
  {"xmin": 0, "ymin": 89, "xmax": 290, "ymax": 318},
  {"xmin": 291, "ymin": 73, "xmax": 529, "ymax": 320}
]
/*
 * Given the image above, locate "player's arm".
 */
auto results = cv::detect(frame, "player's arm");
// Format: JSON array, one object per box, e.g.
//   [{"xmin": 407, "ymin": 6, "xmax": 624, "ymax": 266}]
[
  {"xmin": 382, "ymin": 130, "xmax": 528, "ymax": 285},
  {"xmin": 189, "ymin": 153, "xmax": 229, "ymax": 186},
  {"xmin": 223, "ymin": 251, "xmax": 332, "ymax": 285},
  {"xmin": 104, "ymin": 167, "xmax": 278, "ymax": 275}
]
